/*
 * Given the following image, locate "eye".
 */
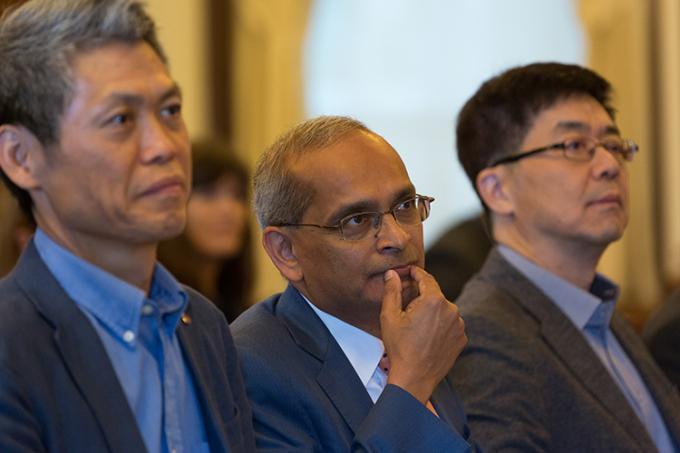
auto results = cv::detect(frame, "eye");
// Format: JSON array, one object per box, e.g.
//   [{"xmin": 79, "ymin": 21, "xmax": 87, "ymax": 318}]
[
  {"xmin": 192, "ymin": 184, "xmax": 219, "ymax": 199},
  {"xmin": 394, "ymin": 198, "xmax": 416, "ymax": 212},
  {"xmin": 602, "ymin": 138, "xmax": 625, "ymax": 154},
  {"xmin": 161, "ymin": 103, "xmax": 182, "ymax": 118},
  {"xmin": 343, "ymin": 213, "xmax": 372, "ymax": 227},
  {"xmin": 108, "ymin": 112, "xmax": 133, "ymax": 126},
  {"xmin": 562, "ymin": 137, "xmax": 589, "ymax": 152}
]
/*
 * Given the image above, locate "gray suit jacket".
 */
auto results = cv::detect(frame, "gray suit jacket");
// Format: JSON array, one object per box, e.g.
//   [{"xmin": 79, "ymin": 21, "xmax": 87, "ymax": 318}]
[
  {"xmin": 231, "ymin": 285, "xmax": 475, "ymax": 452},
  {"xmin": 450, "ymin": 247, "xmax": 680, "ymax": 452},
  {"xmin": 0, "ymin": 241, "xmax": 256, "ymax": 452}
]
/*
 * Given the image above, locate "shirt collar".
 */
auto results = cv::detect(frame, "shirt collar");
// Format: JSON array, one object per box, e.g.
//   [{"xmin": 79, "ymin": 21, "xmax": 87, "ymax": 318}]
[
  {"xmin": 498, "ymin": 244, "xmax": 619, "ymax": 330},
  {"xmin": 34, "ymin": 228, "xmax": 188, "ymax": 345},
  {"xmin": 301, "ymin": 292, "xmax": 384, "ymax": 387}
]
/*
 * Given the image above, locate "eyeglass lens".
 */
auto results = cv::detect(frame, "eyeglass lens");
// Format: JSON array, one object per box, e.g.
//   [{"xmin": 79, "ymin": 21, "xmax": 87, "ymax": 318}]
[
  {"xmin": 562, "ymin": 137, "xmax": 635, "ymax": 162},
  {"xmin": 339, "ymin": 197, "xmax": 430, "ymax": 240}
]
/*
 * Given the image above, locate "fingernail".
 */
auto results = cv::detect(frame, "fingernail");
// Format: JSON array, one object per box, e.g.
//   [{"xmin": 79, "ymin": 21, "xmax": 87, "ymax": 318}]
[{"xmin": 384, "ymin": 270, "xmax": 395, "ymax": 281}]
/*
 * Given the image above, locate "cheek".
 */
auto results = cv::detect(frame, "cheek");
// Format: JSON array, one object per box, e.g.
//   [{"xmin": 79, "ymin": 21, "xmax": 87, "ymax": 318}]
[
  {"xmin": 186, "ymin": 198, "xmax": 212, "ymax": 224},
  {"xmin": 301, "ymin": 242, "xmax": 364, "ymax": 285},
  {"xmin": 228, "ymin": 201, "xmax": 249, "ymax": 230},
  {"xmin": 185, "ymin": 201, "xmax": 214, "ymax": 238}
]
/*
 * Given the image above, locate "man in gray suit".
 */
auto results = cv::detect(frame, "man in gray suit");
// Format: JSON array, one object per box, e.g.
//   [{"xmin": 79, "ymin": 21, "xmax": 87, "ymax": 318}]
[
  {"xmin": 450, "ymin": 62, "xmax": 680, "ymax": 452},
  {"xmin": 232, "ymin": 116, "xmax": 474, "ymax": 451},
  {"xmin": 0, "ymin": 1, "xmax": 255, "ymax": 451}
]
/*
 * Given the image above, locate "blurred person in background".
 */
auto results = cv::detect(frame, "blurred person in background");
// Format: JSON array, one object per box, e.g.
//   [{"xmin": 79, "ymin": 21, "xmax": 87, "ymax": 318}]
[
  {"xmin": 425, "ymin": 214, "xmax": 493, "ymax": 300},
  {"xmin": 159, "ymin": 140, "xmax": 253, "ymax": 322}
]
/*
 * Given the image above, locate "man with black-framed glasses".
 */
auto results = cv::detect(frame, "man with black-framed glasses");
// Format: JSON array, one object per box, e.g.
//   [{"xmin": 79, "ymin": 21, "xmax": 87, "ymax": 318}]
[
  {"xmin": 231, "ymin": 115, "xmax": 476, "ymax": 451},
  {"xmin": 450, "ymin": 62, "xmax": 680, "ymax": 452}
]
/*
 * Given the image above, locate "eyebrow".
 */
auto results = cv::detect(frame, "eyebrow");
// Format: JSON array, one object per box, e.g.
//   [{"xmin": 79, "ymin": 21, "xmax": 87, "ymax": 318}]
[
  {"xmin": 554, "ymin": 120, "xmax": 620, "ymax": 136},
  {"xmin": 326, "ymin": 185, "xmax": 416, "ymax": 225},
  {"xmin": 99, "ymin": 83, "xmax": 183, "ymax": 109}
]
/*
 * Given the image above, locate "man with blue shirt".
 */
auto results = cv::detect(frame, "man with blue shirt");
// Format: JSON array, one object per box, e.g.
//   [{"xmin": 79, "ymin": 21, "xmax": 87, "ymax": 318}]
[
  {"xmin": 0, "ymin": 1, "xmax": 254, "ymax": 452},
  {"xmin": 231, "ymin": 116, "xmax": 474, "ymax": 452},
  {"xmin": 451, "ymin": 62, "xmax": 680, "ymax": 452}
]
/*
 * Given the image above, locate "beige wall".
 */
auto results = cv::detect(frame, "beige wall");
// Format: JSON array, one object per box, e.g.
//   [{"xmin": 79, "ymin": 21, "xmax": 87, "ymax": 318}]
[
  {"xmin": 231, "ymin": 0, "xmax": 312, "ymax": 302},
  {"xmin": 657, "ymin": 0, "xmax": 680, "ymax": 285},
  {"xmin": 580, "ymin": 0, "xmax": 663, "ymax": 313},
  {"xmin": 146, "ymin": 0, "xmax": 211, "ymax": 141}
]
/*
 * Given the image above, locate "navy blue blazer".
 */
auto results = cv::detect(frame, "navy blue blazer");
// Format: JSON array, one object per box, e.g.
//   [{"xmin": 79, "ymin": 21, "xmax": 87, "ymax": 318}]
[
  {"xmin": 231, "ymin": 285, "xmax": 474, "ymax": 452},
  {"xmin": 0, "ymin": 241, "xmax": 256, "ymax": 452}
]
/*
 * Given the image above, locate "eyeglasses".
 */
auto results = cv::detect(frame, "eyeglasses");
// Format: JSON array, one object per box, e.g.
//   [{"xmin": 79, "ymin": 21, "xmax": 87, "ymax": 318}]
[
  {"xmin": 488, "ymin": 136, "xmax": 639, "ymax": 167},
  {"xmin": 277, "ymin": 194, "xmax": 434, "ymax": 241}
]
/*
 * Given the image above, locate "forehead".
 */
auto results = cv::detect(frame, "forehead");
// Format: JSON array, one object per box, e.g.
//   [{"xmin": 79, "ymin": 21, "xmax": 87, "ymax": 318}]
[
  {"xmin": 291, "ymin": 131, "xmax": 414, "ymax": 218},
  {"xmin": 65, "ymin": 41, "xmax": 176, "ymax": 112},
  {"xmin": 523, "ymin": 95, "xmax": 616, "ymax": 145}
]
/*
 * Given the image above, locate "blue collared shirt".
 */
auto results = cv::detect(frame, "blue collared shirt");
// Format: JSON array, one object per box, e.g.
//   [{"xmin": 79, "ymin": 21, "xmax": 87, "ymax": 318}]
[
  {"xmin": 35, "ymin": 229, "xmax": 208, "ymax": 453},
  {"xmin": 499, "ymin": 245, "xmax": 676, "ymax": 453}
]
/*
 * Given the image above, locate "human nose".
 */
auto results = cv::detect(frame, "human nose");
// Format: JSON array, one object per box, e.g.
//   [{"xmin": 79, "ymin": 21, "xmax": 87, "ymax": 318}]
[
  {"xmin": 374, "ymin": 211, "xmax": 410, "ymax": 251},
  {"xmin": 591, "ymin": 143, "xmax": 622, "ymax": 180},
  {"xmin": 140, "ymin": 116, "xmax": 186, "ymax": 164}
]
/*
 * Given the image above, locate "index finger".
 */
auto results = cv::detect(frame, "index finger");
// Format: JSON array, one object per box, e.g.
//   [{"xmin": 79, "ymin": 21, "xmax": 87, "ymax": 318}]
[
  {"xmin": 409, "ymin": 266, "xmax": 445, "ymax": 301},
  {"xmin": 381, "ymin": 269, "xmax": 404, "ymax": 317}
]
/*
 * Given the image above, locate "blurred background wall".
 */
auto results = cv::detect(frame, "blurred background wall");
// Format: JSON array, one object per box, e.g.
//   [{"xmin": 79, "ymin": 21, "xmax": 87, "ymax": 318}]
[{"xmin": 2, "ymin": 0, "xmax": 678, "ymax": 327}]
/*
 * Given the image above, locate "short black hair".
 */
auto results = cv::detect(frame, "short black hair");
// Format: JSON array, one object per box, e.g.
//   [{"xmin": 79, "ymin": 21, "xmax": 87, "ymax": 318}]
[{"xmin": 456, "ymin": 62, "xmax": 615, "ymax": 198}]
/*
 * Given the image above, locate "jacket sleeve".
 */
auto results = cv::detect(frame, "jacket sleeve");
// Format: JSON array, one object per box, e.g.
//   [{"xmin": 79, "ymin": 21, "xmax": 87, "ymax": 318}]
[
  {"xmin": 0, "ymin": 366, "xmax": 46, "ymax": 453},
  {"xmin": 238, "ymin": 346, "xmax": 472, "ymax": 452},
  {"xmin": 449, "ymin": 309, "xmax": 551, "ymax": 452},
  {"xmin": 353, "ymin": 384, "xmax": 472, "ymax": 453}
]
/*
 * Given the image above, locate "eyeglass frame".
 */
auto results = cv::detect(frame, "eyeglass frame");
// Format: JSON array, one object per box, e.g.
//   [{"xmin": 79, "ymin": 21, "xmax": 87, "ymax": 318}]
[
  {"xmin": 487, "ymin": 136, "xmax": 639, "ymax": 167},
  {"xmin": 275, "ymin": 194, "xmax": 435, "ymax": 241}
]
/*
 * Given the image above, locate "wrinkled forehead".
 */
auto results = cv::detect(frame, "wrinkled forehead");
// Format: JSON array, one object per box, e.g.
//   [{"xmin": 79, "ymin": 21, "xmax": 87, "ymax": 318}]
[
  {"xmin": 307, "ymin": 131, "xmax": 408, "ymax": 179},
  {"xmin": 524, "ymin": 95, "xmax": 618, "ymax": 144},
  {"xmin": 291, "ymin": 132, "xmax": 415, "ymax": 217},
  {"xmin": 539, "ymin": 94, "xmax": 614, "ymax": 128}
]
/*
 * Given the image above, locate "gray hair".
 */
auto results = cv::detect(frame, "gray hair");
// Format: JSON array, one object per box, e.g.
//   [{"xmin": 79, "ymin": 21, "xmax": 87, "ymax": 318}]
[
  {"xmin": 254, "ymin": 115, "xmax": 372, "ymax": 227},
  {"xmin": 0, "ymin": 0, "xmax": 166, "ymax": 220}
]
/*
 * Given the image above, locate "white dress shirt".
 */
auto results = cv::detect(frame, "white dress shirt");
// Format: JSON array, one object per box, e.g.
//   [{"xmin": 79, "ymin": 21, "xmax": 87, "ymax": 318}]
[{"xmin": 305, "ymin": 296, "xmax": 388, "ymax": 402}]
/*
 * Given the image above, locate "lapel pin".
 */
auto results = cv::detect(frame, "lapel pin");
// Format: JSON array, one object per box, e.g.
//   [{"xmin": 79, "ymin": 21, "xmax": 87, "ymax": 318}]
[{"xmin": 181, "ymin": 313, "xmax": 192, "ymax": 325}]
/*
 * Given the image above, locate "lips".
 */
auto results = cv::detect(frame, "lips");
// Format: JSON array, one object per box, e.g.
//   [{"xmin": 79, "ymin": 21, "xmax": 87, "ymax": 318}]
[
  {"xmin": 391, "ymin": 265, "xmax": 413, "ymax": 280},
  {"xmin": 138, "ymin": 175, "xmax": 186, "ymax": 198},
  {"xmin": 374, "ymin": 262, "xmax": 417, "ymax": 280},
  {"xmin": 587, "ymin": 193, "xmax": 622, "ymax": 207}
]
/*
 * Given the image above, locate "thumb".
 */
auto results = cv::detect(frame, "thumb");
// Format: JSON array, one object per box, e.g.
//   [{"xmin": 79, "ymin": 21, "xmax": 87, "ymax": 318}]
[{"xmin": 381, "ymin": 269, "xmax": 403, "ymax": 318}]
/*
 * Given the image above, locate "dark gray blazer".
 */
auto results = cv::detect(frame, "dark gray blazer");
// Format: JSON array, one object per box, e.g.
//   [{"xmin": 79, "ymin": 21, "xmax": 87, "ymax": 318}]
[
  {"xmin": 231, "ymin": 284, "xmax": 475, "ymax": 452},
  {"xmin": 0, "ymin": 241, "xmax": 256, "ymax": 453},
  {"xmin": 450, "ymin": 247, "xmax": 680, "ymax": 452}
]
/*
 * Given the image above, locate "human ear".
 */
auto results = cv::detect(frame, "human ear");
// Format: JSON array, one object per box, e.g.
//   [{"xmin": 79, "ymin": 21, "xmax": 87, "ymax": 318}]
[
  {"xmin": 476, "ymin": 167, "xmax": 514, "ymax": 216},
  {"xmin": 0, "ymin": 125, "xmax": 43, "ymax": 190},
  {"xmin": 262, "ymin": 226, "xmax": 304, "ymax": 282}
]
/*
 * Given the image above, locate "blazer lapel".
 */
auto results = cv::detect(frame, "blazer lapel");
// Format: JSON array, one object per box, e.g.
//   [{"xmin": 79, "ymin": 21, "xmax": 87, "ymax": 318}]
[
  {"xmin": 176, "ymin": 306, "xmax": 230, "ymax": 453},
  {"xmin": 482, "ymin": 248, "xmax": 654, "ymax": 450},
  {"xmin": 276, "ymin": 285, "xmax": 374, "ymax": 434},
  {"xmin": 16, "ymin": 243, "xmax": 147, "ymax": 453}
]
